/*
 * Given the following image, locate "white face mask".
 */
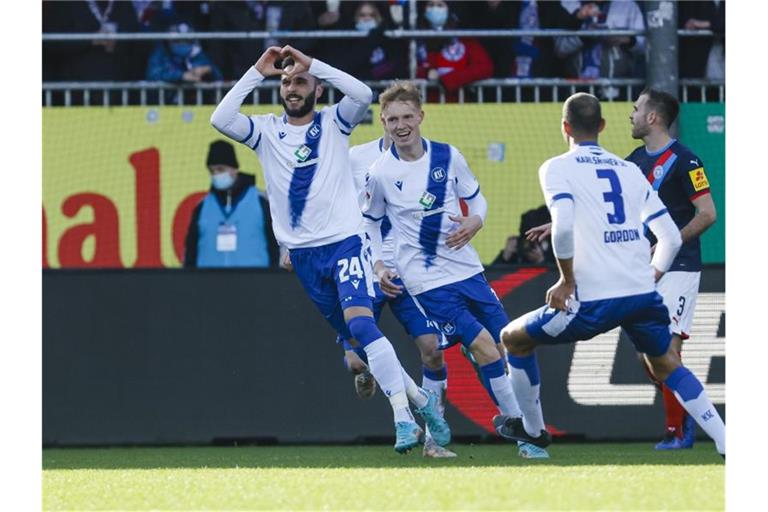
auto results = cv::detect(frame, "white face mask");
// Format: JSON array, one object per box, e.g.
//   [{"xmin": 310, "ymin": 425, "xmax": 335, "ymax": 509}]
[
  {"xmin": 425, "ymin": 6, "xmax": 448, "ymax": 28},
  {"xmin": 356, "ymin": 19, "xmax": 378, "ymax": 32},
  {"xmin": 211, "ymin": 172, "xmax": 235, "ymax": 190}
]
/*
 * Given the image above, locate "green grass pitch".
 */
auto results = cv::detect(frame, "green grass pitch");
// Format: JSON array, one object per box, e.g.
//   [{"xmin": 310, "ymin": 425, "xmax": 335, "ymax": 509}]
[{"xmin": 43, "ymin": 442, "xmax": 724, "ymax": 511}]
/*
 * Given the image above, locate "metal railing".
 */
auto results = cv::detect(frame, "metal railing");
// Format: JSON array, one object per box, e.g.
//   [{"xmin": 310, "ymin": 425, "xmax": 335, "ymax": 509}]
[
  {"xmin": 42, "ymin": 78, "xmax": 723, "ymax": 107},
  {"xmin": 42, "ymin": 27, "xmax": 724, "ymax": 106},
  {"xmin": 41, "ymin": 28, "xmax": 713, "ymax": 41}
]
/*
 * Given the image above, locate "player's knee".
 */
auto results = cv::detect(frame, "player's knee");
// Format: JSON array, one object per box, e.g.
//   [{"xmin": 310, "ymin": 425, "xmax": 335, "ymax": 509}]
[
  {"xmin": 347, "ymin": 316, "xmax": 383, "ymax": 347},
  {"xmin": 501, "ymin": 322, "xmax": 534, "ymax": 356},
  {"xmin": 468, "ymin": 331, "xmax": 501, "ymax": 366},
  {"xmin": 415, "ymin": 335, "xmax": 443, "ymax": 369}
]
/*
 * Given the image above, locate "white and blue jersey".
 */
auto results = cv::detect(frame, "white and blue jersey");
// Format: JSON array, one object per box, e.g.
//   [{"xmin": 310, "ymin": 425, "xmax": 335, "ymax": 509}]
[
  {"xmin": 237, "ymin": 106, "xmax": 363, "ymax": 249},
  {"xmin": 525, "ymin": 142, "xmax": 676, "ymax": 356},
  {"xmin": 349, "ymin": 138, "xmax": 396, "ymax": 271},
  {"xmin": 539, "ymin": 142, "xmax": 667, "ymax": 301},
  {"xmin": 364, "ymin": 139, "xmax": 508, "ymax": 347},
  {"xmin": 363, "ymin": 139, "xmax": 485, "ymax": 295},
  {"xmin": 337, "ymin": 138, "xmax": 440, "ymax": 348},
  {"xmin": 211, "ymin": 62, "xmax": 371, "ymax": 250},
  {"xmin": 211, "ymin": 60, "xmax": 377, "ymax": 339}
]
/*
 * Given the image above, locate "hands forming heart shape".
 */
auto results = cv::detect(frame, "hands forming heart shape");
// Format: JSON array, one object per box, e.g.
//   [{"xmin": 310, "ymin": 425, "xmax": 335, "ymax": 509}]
[{"xmin": 255, "ymin": 45, "xmax": 312, "ymax": 78}]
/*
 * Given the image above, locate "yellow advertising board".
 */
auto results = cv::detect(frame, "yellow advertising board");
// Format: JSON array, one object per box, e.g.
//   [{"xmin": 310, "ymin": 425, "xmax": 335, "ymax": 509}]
[{"xmin": 42, "ymin": 103, "xmax": 639, "ymax": 268}]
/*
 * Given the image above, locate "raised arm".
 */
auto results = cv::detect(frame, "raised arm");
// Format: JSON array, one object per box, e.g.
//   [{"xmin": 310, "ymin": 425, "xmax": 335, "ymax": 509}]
[
  {"xmin": 280, "ymin": 45, "xmax": 373, "ymax": 129},
  {"xmin": 210, "ymin": 46, "xmax": 283, "ymax": 142}
]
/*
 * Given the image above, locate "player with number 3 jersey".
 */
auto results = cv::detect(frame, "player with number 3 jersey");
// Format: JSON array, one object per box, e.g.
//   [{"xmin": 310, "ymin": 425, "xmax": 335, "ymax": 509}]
[{"xmin": 499, "ymin": 93, "xmax": 725, "ymax": 457}]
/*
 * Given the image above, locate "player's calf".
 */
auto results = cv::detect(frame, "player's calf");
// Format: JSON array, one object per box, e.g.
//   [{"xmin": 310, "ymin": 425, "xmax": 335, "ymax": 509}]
[{"xmin": 649, "ymin": 350, "xmax": 725, "ymax": 455}]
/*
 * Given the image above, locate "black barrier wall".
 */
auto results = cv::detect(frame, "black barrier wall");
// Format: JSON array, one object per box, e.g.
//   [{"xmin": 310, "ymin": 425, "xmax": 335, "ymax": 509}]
[{"xmin": 43, "ymin": 267, "xmax": 724, "ymax": 446}]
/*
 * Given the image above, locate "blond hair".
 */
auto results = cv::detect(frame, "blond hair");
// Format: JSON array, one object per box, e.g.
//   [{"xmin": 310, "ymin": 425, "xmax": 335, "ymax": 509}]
[{"xmin": 378, "ymin": 81, "xmax": 422, "ymax": 111}]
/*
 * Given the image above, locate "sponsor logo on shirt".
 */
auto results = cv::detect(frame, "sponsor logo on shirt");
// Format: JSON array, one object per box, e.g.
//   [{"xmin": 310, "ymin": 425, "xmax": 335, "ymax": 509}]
[
  {"xmin": 689, "ymin": 167, "xmax": 709, "ymax": 191},
  {"xmin": 395, "ymin": 180, "xmax": 403, "ymax": 190},
  {"xmin": 278, "ymin": 131, "xmax": 287, "ymax": 139},
  {"xmin": 419, "ymin": 191, "xmax": 436, "ymax": 209},
  {"xmin": 295, "ymin": 145, "xmax": 312, "ymax": 162}
]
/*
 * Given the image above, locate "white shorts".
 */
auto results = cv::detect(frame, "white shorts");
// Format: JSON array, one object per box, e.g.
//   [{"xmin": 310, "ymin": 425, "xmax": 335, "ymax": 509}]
[{"xmin": 656, "ymin": 271, "xmax": 701, "ymax": 338}]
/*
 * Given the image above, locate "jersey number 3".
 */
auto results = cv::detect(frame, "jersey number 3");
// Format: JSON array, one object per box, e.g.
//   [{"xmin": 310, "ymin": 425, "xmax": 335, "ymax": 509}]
[{"xmin": 596, "ymin": 169, "xmax": 626, "ymax": 225}]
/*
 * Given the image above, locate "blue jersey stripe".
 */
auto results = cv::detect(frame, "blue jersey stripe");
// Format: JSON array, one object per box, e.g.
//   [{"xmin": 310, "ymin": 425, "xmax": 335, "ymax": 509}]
[
  {"xmin": 462, "ymin": 186, "xmax": 481, "ymax": 200},
  {"xmin": 250, "ymin": 132, "xmax": 262, "ymax": 150},
  {"xmin": 643, "ymin": 208, "xmax": 669, "ymax": 224},
  {"xmin": 652, "ymin": 154, "xmax": 678, "ymax": 191},
  {"xmin": 381, "ymin": 216, "xmax": 392, "ymax": 239},
  {"xmin": 335, "ymin": 107, "xmax": 353, "ymax": 129},
  {"xmin": 552, "ymin": 192, "xmax": 574, "ymax": 202},
  {"xmin": 288, "ymin": 112, "xmax": 322, "ymax": 229},
  {"xmin": 238, "ymin": 117, "xmax": 254, "ymax": 144},
  {"xmin": 418, "ymin": 141, "xmax": 451, "ymax": 269}
]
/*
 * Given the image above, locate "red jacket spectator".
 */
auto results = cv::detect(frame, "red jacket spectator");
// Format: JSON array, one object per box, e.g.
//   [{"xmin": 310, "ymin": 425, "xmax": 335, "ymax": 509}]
[{"xmin": 417, "ymin": 37, "xmax": 493, "ymax": 101}]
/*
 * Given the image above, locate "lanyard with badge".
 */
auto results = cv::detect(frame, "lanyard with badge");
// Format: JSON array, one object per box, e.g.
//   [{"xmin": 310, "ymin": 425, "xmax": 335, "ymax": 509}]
[
  {"xmin": 216, "ymin": 193, "xmax": 238, "ymax": 253},
  {"xmin": 87, "ymin": 0, "xmax": 117, "ymax": 53},
  {"xmin": 87, "ymin": 0, "xmax": 117, "ymax": 33}
]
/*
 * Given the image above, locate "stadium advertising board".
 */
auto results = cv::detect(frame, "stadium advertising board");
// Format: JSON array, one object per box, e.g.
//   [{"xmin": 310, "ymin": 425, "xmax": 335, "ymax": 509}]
[
  {"xmin": 43, "ymin": 267, "xmax": 724, "ymax": 445},
  {"xmin": 42, "ymin": 104, "xmax": 725, "ymax": 268}
]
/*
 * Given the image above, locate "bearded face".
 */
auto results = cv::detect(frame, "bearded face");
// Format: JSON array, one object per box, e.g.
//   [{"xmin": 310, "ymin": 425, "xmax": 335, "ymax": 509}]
[{"xmin": 279, "ymin": 73, "xmax": 320, "ymax": 119}]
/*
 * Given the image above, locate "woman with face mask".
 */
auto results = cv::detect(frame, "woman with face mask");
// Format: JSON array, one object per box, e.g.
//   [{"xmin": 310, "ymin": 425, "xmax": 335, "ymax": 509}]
[
  {"xmin": 416, "ymin": 0, "xmax": 493, "ymax": 102},
  {"xmin": 340, "ymin": 2, "xmax": 407, "ymax": 81}
]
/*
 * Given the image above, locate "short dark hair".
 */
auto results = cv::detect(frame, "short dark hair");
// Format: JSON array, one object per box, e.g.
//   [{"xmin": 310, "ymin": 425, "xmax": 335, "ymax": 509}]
[
  {"xmin": 563, "ymin": 93, "xmax": 602, "ymax": 137},
  {"xmin": 640, "ymin": 87, "xmax": 680, "ymax": 128}
]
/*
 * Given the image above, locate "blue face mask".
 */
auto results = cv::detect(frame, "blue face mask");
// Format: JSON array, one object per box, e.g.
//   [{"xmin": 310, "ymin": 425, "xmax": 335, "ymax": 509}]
[
  {"xmin": 425, "ymin": 6, "xmax": 448, "ymax": 28},
  {"xmin": 356, "ymin": 19, "xmax": 378, "ymax": 32},
  {"xmin": 170, "ymin": 42, "xmax": 194, "ymax": 58},
  {"xmin": 211, "ymin": 172, "xmax": 235, "ymax": 190}
]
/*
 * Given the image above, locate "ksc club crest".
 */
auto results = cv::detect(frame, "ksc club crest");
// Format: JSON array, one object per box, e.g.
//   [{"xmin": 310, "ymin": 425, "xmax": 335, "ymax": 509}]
[
  {"xmin": 307, "ymin": 124, "xmax": 321, "ymax": 139},
  {"xmin": 431, "ymin": 167, "xmax": 446, "ymax": 183}
]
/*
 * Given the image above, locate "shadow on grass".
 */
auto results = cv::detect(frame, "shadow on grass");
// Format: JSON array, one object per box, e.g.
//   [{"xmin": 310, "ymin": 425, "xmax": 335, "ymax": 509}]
[{"xmin": 43, "ymin": 443, "xmax": 725, "ymax": 470}]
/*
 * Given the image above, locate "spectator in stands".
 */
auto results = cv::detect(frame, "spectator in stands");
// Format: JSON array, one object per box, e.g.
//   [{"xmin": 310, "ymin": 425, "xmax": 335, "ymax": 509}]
[
  {"xmin": 42, "ymin": 0, "xmax": 149, "ymax": 81},
  {"xmin": 492, "ymin": 235, "xmax": 521, "ymax": 266},
  {"xmin": 184, "ymin": 140, "xmax": 279, "ymax": 269},
  {"xmin": 679, "ymin": 0, "xmax": 725, "ymax": 81},
  {"xmin": 207, "ymin": 1, "xmax": 316, "ymax": 81},
  {"xmin": 519, "ymin": 204, "xmax": 554, "ymax": 263},
  {"xmin": 492, "ymin": 204, "xmax": 554, "ymax": 266},
  {"xmin": 554, "ymin": 1, "xmax": 645, "ymax": 98},
  {"xmin": 416, "ymin": 0, "xmax": 494, "ymax": 102},
  {"xmin": 341, "ymin": 1, "xmax": 408, "ymax": 80},
  {"xmin": 458, "ymin": 1, "xmax": 516, "ymax": 78},
  {"xmin": 146, "ymin": 18, "xmax": 222, "ymax": 84}
]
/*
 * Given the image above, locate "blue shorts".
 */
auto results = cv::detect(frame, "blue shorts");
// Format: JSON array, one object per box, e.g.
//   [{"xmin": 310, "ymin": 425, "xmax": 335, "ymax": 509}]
[
  {"xmin": 524, "ymin": 291, "xmax": 672, "ymax": 357},
  {"xmin": 290, "ymin": 234, "xmax": 375, "ymax": 340},
  {"xmin": 413, "ymin": 272, "xmax": 510, "ymax": 349},
  {"xmin": 339, "ymin": 279, "xmax": 440, "ymax": 350}
]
